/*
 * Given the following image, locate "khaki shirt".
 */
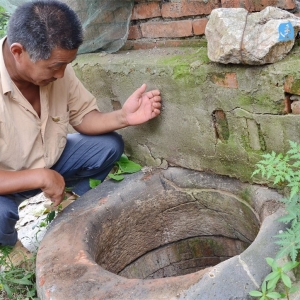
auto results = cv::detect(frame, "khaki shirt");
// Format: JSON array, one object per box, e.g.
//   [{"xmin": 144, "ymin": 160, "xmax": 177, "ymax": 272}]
[{"xmin": 0, "ymin": 37, "xmax": 99, "ymax": 171}]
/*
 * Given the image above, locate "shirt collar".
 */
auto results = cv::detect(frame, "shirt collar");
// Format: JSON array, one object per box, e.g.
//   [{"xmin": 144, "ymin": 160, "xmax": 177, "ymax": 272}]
[{"xmin": 0, "ymin": 36, "xmax": 14, "ymax": 95}]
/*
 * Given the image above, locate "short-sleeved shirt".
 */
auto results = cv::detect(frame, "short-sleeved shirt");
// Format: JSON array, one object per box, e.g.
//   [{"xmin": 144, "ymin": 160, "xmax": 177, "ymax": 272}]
[{"xmin": 0, "ymin": 37, "xmax": 99, "ymax": 171}]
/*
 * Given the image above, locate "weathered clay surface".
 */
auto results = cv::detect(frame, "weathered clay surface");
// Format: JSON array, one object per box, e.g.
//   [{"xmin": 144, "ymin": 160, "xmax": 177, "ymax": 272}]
[
  {"xmin": 36, "ymin": 167, "xmax": 286, "ymax": 300},
  {"xmin": 205, "ymin": 7, "xmax": 300, "ymax": 65}
]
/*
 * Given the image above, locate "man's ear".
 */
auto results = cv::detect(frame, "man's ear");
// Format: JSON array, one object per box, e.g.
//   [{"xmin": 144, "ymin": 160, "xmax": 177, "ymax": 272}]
[{"xmin": 9, "ymin": 43, "xmax": 26, "ymax": 63}]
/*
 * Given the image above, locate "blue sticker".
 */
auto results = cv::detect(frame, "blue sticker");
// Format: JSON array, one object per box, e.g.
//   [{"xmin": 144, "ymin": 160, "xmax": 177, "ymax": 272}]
[{"xmin": 278, "ymin": 22, "xmax": 294, "ymax": 42}]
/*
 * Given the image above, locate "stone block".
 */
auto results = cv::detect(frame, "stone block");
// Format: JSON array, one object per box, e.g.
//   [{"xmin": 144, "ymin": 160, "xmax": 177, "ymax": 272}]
[{"xmin": 221, "ymin": 0, "xmax": 296, "ymax": 11}]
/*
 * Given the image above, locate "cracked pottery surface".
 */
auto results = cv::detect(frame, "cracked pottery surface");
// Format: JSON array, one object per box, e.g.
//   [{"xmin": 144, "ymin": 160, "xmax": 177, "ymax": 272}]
[{"xmin": 35, "ymin": 167, "xmax": 290, "ymax": 300}]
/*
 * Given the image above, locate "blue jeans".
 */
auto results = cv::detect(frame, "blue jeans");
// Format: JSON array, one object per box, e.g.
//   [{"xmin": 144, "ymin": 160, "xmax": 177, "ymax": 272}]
[{"xmin": 0, "ymin": 132, "xmax": 124, "ymax": 246}]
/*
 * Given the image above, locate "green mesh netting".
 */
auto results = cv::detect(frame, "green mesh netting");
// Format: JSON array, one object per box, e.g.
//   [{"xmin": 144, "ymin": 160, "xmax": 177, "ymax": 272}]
[
  {"xmin": 0, "ymin": 0, "xmax": 134, "ymax": 53},
  {"xmin": 78, "ymin": 0, "xmax": 134, "ymax": 53}
]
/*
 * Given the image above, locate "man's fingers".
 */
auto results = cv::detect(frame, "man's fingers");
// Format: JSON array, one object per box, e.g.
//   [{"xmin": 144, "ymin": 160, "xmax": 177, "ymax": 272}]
[
  {"xmin": 145, "ymin": 90, "xmax": 160, "ymax": 99},
  {"xmin": 52, "ymin": 198, "xmax": 62, "ymax": 207},
  {"xmin": 43, "ymin": 192, "xmax": 64, "ymax": 207},
  {"xmin": 130, "ymin": 84, "xmax": 147, "ymax": 100},
  {"xmin": 153, "ymin": 101, "xmax": 162, "ymax": 108}
]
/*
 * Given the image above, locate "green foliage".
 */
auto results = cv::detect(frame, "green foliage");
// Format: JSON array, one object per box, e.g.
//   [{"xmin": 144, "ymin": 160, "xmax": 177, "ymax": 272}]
[
  {"xmin": 252, "ymin": 141, "xmax": 300, "ymax": 198},
  {"xmin": 89, "ymin": 154, "xmax": 142, "ymax": 187},
  {"xmin": 250, "ymin": 141, "xmax": 300, "ymax": 299},
  {"xmin": 39, "ymin": 204, "xmax": 62, "ymax": 228},
  {"xmin": 249, "ymin": 280, "xmax": 282, "ymax": 299},
  {"xmin": 0, "ymin": 6, "xmax": 9, "ymax": 39},
  {"xmin": 89, "ymin": 178, "xmax": 101, "ymax": 189},
  {"xmin": 0, "ymin": 245, "xmax": 37, "ymax": 299},
  {"xmin": 252, "ymin": 141, "xmax": 300, "ymax": 262},
  {"xmin": 108, "ymin": 154, "xmax": 142, "ymax": 181},
  {"xmin": 249, "ymin": 258, "xmax": 298, "ymax": 300}
]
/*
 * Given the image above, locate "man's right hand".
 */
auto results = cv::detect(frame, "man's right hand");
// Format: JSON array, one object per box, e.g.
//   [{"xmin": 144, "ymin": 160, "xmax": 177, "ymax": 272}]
[
  {"xmin": 40, "ymin": 169, "xmax": 65, "ymax": 206},
  {"xmin": 0, "ymin": 168, "xmax": 65, "ymax": 206}
]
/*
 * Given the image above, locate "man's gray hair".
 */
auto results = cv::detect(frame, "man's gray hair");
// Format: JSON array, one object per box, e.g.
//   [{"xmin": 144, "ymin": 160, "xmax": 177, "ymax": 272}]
[{"xmin": 7, "ymin": 0, "xmax": 83, "ymax": 62}]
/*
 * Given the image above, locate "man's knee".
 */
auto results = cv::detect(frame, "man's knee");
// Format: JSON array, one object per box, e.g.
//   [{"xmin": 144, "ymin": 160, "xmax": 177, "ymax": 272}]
[
  {"xmin": 0, "ymin": 209, "xmax": 19, "ymax": 246},
  {"xmin": 108, "ymin": 132, "xmax": 124, "ymax": 160}
]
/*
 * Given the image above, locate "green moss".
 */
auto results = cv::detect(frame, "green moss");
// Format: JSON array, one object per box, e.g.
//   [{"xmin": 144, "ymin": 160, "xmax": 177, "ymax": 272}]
[
  {"xmin": 258, "ymin": 123, "xmax": 266, "ymax": 151},
  {"xmin": 240, "ymin": 121, "xmax": 266, "ymax": 153},
  {"xmin": 176, "ymin": 240, "xmax": 189, "ymax": 256},
  {"xmin": 157, "ymin": 49, "xmax": 210, "ymax": 87},
  {"xmin": 213, "ymin": 110, "xmax": 230, "ymax": 142},
  {"xmin": 238, "ymin": 94, "xmax": 253, "ymax": 107},
  {"xmin": 211, "ymin": 73, "xmax": 226, "ymax": 80},
  {"xmin": 173, "ymin": 65, "xmax": 190, "ymax": 80},
  {"xmin": 238, "ymin": 93, "xmax": 283, "ymax": 113},
  {"xmin": 288, "ymin": 78, "xmax": 300, "ymax": 95},
  {"xmin": 255, "ymin": 94, "xmax": 272, "ymax": 105},
  {"xmin": 239, "ymin": 188, "xmax": 252, "ymax": 205},
  {"xmin": 213, "ymin": 156, "xmax": 254, "ymax": 181},
  {"xmin": 188, "ymin": 238, "xmax": 223, "ymax": 258},
  {"xmin": 159, "ymin": 48, "xmax": 209, "ymax": 66},
  {"xmin": 241, "ymin": 134, "xmax": 251, "ymax": 151}
]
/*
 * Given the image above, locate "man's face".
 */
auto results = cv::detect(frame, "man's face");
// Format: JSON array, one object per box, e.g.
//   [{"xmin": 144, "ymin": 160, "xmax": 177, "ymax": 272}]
[{"xmin": 19, "ymin": 47, "xmax": 78, "ymax": 86}]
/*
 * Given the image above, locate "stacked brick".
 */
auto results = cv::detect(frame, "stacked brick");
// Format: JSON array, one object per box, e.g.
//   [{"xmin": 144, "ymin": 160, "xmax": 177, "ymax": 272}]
[{"xmin": 123, "ymin": 0, "xmax": 297, "ymax": 50}]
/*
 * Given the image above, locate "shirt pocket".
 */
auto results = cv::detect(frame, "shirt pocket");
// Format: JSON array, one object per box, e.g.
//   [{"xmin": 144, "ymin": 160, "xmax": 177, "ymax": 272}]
[
  {"xmin": 45, "ymin": 112, "xmax": 70, "ymax": 166},
  {"xmin": 50, "ymin": 113, "xmax": 69, "ymax": 147}
]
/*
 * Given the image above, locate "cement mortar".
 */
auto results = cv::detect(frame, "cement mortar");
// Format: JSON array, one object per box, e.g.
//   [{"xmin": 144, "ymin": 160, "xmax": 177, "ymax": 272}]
[{"xmin": 72, "ymin": 45, "xmax": 300, "ymax": 183}]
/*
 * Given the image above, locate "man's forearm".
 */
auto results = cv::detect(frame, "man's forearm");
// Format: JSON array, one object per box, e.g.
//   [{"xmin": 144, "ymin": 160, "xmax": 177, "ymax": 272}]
[
  {"xmin": 0, "ymin": 169, "xmax": 47, "ymax": 195},
  {"xmin": 73, "ymin": 110, "xmax": 128, "ymax": 135}
]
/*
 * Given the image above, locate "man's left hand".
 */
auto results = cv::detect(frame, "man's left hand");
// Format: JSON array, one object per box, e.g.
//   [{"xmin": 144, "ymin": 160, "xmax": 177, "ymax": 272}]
[{"xmin": 122, "ymin": 84, "xmax": 162, "ymax": 126}]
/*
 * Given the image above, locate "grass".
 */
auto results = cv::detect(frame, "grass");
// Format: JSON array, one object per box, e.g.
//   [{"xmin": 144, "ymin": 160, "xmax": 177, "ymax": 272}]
[{"xmin": 0, "ymin": 245, "xmax": 38, "ymax": 299}]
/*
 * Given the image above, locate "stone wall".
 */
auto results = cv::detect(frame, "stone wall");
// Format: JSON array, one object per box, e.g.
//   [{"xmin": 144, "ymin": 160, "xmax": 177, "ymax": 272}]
[
  {"xmin": 72, "ymin": 43, "xmax": 300, "ymax": 183},
  {"xmin": 124, "ymin": 0, "xmax": 300, "ymax": 50}
]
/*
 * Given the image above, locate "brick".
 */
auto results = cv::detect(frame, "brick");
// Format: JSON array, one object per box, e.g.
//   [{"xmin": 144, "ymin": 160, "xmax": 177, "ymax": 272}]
[
  {"xmin": 211, "ymin": 73, "xmax": 238, "ymax": 89},
  {"xmin": 192, "ymin": 18, "xmax": 208, "ymax": 35},
  {"xmin": 131, "ymin": 2, "xmax": 161, "ymax": 20},
  {"xmin": 128, "ymin": 25, "xmax": 142, "ymax": 40},
  {"xmin": 221, "ymin": 0, "xmax": 295, "ymax": 11},
  {"xmin": 284, "ymin": 75, "xmax": 300, "ymax": 95},
  {"xmin": 140, "ymin": 20, "xmax": 193, "ymax": 38},
  {"xmin": 161, "ymin": 0, "xmax": 219, "ymax": 18}
]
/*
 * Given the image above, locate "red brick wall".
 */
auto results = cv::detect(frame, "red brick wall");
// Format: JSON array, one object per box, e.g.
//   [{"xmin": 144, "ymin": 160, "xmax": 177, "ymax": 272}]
[{"xmin": 123, "ymin": 0, "xmax": 298, "ymax": 50}]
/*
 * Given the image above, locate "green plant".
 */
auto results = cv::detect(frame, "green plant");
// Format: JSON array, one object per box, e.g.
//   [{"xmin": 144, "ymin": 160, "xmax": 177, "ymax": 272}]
[
  {"xmin": 249, "ymin": 280, "xmax": 282, "ymax": 300},
  {"xmin": 0, "ymin": 245, "xmax": 37, "ymax": 299},
  {"xmin": 0, "ymin": 6, "xmax": 9, "ymax": 38},
  {"xmin": 252, "ymin": 141, "xmax": 300, "ymax": 262},
  {"xmin": 250, "ymin": 258, "xmax": 298, "ymax": 300},
  {"xmin": 108, "ymin": 154, "xmax": 142, "ymax": 181},
  {"xmin": 252, "ymin": 141, "xmax": 300, "ymax": 199},
  {"xmin": 250, "ymin": 140, "xmax": 300, "ymax": 299},
  {"xmin": 89, "ymin": 154, "xmax": 142, "ymax": 187}
]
